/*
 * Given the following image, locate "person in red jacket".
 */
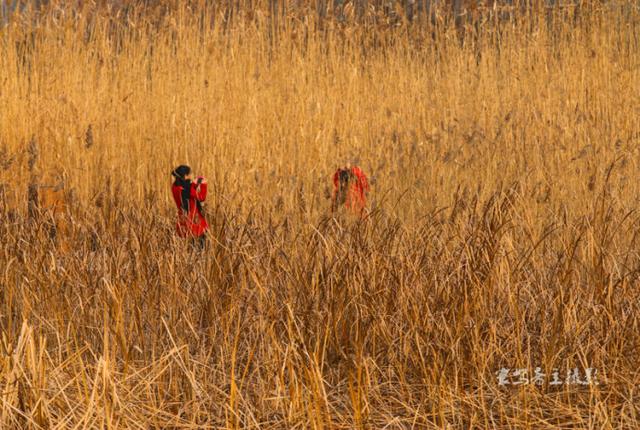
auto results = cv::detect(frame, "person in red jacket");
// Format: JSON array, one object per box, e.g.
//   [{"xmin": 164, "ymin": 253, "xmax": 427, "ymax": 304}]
[
  {"xmin": 171, "ymin": 165, "xmax": 209, "ymax": 249},
  {"xmin": 331, "ymin": 163, "xmax": 370, "ymax": 218}
]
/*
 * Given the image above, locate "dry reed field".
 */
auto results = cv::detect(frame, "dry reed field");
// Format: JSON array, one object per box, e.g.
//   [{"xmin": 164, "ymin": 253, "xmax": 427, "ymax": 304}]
[{"xmin": 1, "ymin": 1, "xmax": 640, "ymax": 428}]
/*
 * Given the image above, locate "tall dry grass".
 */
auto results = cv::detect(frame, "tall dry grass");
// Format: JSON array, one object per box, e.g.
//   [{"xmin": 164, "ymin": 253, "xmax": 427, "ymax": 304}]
[{"xmin": 1, "ymin": 1, "xmax": 640, "ymax": 428}]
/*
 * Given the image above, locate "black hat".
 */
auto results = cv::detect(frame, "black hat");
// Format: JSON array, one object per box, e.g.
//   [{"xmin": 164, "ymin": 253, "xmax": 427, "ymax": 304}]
[{"xmin": 171, "ymin": 165, "xmax": 191, "ymax": 179}]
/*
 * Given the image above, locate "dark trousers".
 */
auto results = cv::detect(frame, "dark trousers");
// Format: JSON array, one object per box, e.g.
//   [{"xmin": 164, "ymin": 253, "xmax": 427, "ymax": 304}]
[{"xmin": 191, "ymin": 234, "xmax": 207, "ymax": 251}]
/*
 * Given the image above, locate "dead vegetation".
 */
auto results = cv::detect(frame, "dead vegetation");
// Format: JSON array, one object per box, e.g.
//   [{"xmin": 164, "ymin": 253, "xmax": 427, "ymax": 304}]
[{"xmin": 0, "ymin": 1, "xmax": 640, "ymax": 428}]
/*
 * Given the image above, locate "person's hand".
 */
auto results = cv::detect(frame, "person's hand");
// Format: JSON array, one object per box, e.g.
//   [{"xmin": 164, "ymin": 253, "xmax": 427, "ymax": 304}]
[{"xmin": 196, "ymin": 176, "xmax": 207, "ymax": 185}]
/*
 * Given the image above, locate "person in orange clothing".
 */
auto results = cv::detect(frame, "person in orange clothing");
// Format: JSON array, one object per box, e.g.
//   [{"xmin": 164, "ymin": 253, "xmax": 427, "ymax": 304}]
[
  {"xmin": 171, "ymin": 165, "xmax": 208, "ymax": 249},
  {"xmin": 331, "ymin": 163, "xmax": 370, "ymax": 217}
]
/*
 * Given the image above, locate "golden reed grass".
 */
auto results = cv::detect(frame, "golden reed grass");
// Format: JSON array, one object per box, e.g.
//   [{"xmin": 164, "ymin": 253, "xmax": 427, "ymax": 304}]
[{"xmin": 0, "ymin": 1, "xmax": 639, "ymax": 428}]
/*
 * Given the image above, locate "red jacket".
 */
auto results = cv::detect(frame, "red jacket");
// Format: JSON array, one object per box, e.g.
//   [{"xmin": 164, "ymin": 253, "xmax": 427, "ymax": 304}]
[
  {"xmin": 171, "ymin": 181, "xmax": 208, "ymax": 237},
  {"xmin": 332, "ymin": 166, "xmax": 370, "ymax": 215}
]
